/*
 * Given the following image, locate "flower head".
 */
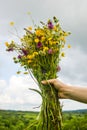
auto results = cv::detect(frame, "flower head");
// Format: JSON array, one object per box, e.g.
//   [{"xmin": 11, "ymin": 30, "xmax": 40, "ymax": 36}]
[
  {"xmin": 9, "ymin": 22, "xmax": 14, "ymax": 26},
  {"xmin": 22, "ymin": 48, "xmax": 28, "ymax": 55},
  {"xmin": 5, "ymin": 42, "xmax": 9, "ymax": 47},
  {"xmin": 36, "ymin": 42, "xmax": 42, "ymax": 48},
  {"xmin": 6, "ymin": 48, "xmax": 14, "ymax": 52},
  {"xmin": 67, "ymin": 44, "xmax": 71, "ymax": 48},
  {"xmin": 48, "ymin": 20, "xmax": 54, "ymax": 29},
  {"xmin": 48, "ymin": 48, "xmax": 53, "ymax": 54},
  {"xmin": 18, "ymin": 55, "xmax": 22, "ymax": 59}
]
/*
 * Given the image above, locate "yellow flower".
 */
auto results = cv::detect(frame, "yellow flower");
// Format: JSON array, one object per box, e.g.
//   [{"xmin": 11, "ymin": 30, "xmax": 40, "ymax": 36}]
[
  {"xmin": 5, "ymin": 42, "xmax": 9, "ymax": 47},
  {"xmin": 64, "ymin": 32, "xmax": 69, "ymax": 36},
  {"xmin": 53, "ymin": 41, "xmax": 57, "ymax": 44},
  {"xmin": 59, "ymin": 36, "xmax": 65, "ymax": 41},
  {"xmin": 48, "ymin": 37, "xmax": 52, "ymax": 41},
  {"xmin": 27, "ymin": 26, "xmax": 32, "ymax": 30},
  {"xmin": 61, "ymin": 52, "xmax": 65, "ymax": 57},
  {"xmin": 53, "ymin": 26, "xmax": 57, "ymax": 31},
  {"xmin": 49, "ymin": 41, "xmax": 53, "ymax": 45},
  {"xmin": 43, "ymin": 47, "xmax": 49, "ymax": 52},
  {"xmin": 67, "ymin": 44, "xmax": 71, "ymax": 48},
  {"xmin": 33, "ymin": 52, "xmax": 38, "ymax": 56},
  {"xmin": 9, "ymin": 22, "xmax": 14, "ymax": 26},
  {"xmin": 34, "ymin": 38, "xmax": 39, "ymax": 43},
  {"xmin": 27, "ymin": 12, "xmax": 31, "ymax": 15},
  {"xmin": 27, "ymin": 55, "xmax": 34, "ymax": 59},
  {"xmin": 16, "ymin": 71, "xmax": 21, "ymax": 74},
  {"xmin": 28, "ymin": 60, "xmax": 32, "ymax": 64},
  {"xmin": 35, "ymin": 29, "xmax": 44, "ymax": 36},
  {"xmin": 62, "ymin": 44, "xmax": 65, "ymax": 48},
  {"xmin": 41, "ymin": 36, "xmax": 45, "ymax": 42},
  {"xmin": 24, "ymin": 72, "xmax": 28, "ymax": 74}
]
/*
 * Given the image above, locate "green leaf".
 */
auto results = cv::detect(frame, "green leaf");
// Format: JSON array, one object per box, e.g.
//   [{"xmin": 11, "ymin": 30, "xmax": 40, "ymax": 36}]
[{"xmin": 29, "ymin": 88, "xmax": 42, "ymax": 97}]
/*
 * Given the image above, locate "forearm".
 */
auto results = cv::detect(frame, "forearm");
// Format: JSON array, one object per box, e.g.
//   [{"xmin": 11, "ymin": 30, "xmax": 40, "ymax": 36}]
[{"xmin": 64, "ymin": 85, "xmax": 87, "ymax": 103}]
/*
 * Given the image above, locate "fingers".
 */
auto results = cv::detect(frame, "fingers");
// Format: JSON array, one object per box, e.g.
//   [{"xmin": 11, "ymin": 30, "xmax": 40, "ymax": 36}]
[{"xmin": 41, "ymin": 79, "xmax": 56, "ymax": 85}]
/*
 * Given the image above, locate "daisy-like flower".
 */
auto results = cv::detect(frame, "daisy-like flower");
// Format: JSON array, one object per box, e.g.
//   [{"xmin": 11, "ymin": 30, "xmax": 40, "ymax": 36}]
[
  {"xmin": 9, "ymin": 21, "xmax": 14, "ymax": 26},
  {"xmin": 5, "ymin": 42, "xmax": 9, "ymax": 47},
  {"xmin": 67, "ymin": 44, "xmax": 71, "ymax": 48},
  {"xmin": 61, "ymin": 52, "xmax": 65, "ymax": 57}
]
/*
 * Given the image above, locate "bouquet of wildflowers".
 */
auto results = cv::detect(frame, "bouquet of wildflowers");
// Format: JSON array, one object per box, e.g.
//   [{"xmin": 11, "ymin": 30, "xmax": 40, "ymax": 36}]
[{"xmin": 6, "ymin": 16, "xmax": 70, "ymax": 130}]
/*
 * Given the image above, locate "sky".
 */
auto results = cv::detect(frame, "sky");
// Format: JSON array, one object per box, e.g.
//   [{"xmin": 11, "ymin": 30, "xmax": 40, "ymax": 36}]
[{"xmin": 0, "ymin": 0, "xmax": 87, "ymax": 111}]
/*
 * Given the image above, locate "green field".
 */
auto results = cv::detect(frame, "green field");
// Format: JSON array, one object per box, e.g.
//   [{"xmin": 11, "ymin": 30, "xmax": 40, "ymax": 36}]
[{"xmin": 0, "ymin": 109, "xmax": 87, "ymax": 130}]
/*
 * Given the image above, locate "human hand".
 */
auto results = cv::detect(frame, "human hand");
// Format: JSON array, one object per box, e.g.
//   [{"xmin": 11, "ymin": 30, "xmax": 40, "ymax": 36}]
[{"xmin": 41, "ymin": 79, "xmax": 69, "ymax": 99}]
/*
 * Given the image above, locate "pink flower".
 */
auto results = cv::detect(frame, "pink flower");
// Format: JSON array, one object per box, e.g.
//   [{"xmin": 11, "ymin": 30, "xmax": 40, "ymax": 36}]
[
  {"xmin": 48, "ymin": 49, "xmax": 53, "ymax": 54},
  {"xmin": 48, "ymin": 21, "xmax": 54, "ymax": 29}
]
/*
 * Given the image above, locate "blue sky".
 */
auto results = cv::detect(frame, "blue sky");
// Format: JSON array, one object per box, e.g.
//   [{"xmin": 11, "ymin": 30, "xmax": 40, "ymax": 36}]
[{"xmin": 0, "ymin": 0, "xmax": 87, "ymax": 111}]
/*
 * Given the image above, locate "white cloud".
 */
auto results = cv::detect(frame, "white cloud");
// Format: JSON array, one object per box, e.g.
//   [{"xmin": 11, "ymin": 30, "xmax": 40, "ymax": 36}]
[
  {"xmin": 0, "ymin": 75, "xmax": 87, "ymax": 111},
  {"xmin": 0, "ymin": 75, "xmax": 41, "ymax": 111}
]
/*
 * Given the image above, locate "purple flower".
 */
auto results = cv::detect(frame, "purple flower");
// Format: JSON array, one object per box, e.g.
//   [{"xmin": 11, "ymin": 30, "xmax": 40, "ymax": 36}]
[
  {"xmin": 6, "ymin": 48, "xmax": 14, "ymax": 52},
  {"xmin": 18, "ymin": 55, "xmax": 22, "ymax": 59},
  {"xmin": 37, "ymin": 42, "xmax": 42, "ymax": 48},
  {"xmin": 48, "ymin": 49, "xmax": 53, "ymax": 54},
  {"xmin": 48, "ymin": 21, "xmax": 54, "ymax": 29},
  {"xmin": 22, "ymin": 48, "xmax": 28, "ymax": 55}
]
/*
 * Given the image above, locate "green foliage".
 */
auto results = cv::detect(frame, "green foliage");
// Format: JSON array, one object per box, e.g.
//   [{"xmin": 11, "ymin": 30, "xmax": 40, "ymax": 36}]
[
  {"xmin": 0, "ymin": 109, "xmax": 87, "ymax": 130},
  {"xmin": 0, "ymin": 110, "xmax": 38, "ymax": 130}
]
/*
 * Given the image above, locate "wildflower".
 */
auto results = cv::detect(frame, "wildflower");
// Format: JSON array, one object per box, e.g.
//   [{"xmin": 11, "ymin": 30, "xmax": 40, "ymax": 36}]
[
  {"xmin": 64, "ymin": 32, "xmax": 69, "ymax": 36},
  {"xmin": 27, "ymin": 26, "xmax": 32, "ymax": 30},
  {"xmin": 53, "ymin": 26, "xmax": 57, "ymax": 31},
  {"xmin": 41, "ymin": 36, "xmax": 45, "ymax": 42},
  {"xmin": 62, "ymin": 44, "xmax": 65, "ymax": 48},
  {"xmin": 67, "ymin": 44, "xmax": 71, "ymax": 48},
  {"xmin": 35, "ymin": 29, "xmax": 44, "ymax": 36},
  {"xmin": 33, "ymin": 52, "xmax": 38, "ymax": 56},
  {"xmin": 34, "ymin": 38, "xmax": 39, "ymax": 43},
  {"xmin": 24, "ymin": 72, "xmax": 28, "ymax": 74},
  {"xmin": 27, "ymin": 54, "xmax": 34, "ymax": 59},
  {"xmin": 27, "ymin": 12, "xmax": 31, "ymax": 15},
  {"xmin": 36, "ymin": 42, "xmax": 42, "ymax": 48},
  {"xmin": 17, "ymin": 71, "xmax": 21, "ymax": 74},
  {"xmin": 53, "ymin": 16, "xmax": 59, "ymax": 23},
  {"xmin": 48, "ymin": 48, "xmax": 53, "ymax": 54},
  {"xmin": 22, "ymin": 48, "xmax": 28, "ymax": 55},
  {"xmin": 48, "ymin": 21, "xmax": 54, "ymax": 29},
  {"xmin": 6, "ymin": 48, "xmax": 14, "ymax": 52},
  {"xmin": 18, "ymin": 55, "xmax": 22, "ymax": 59},
  {"xmin": 28, "ymin": 60, "xmax": 32, "ymax": 64},
  {"xmin": 5, "ymin": 42, "xmax": 9, "ymax": 47},
  {"xmin": 9, "ymin": 22, "xmax": 14, "ymax": 26},
  {"xmin": 61, "ymin": 52, "xmax": 65, "ymax": 57},
  {"xmin": 43, "ymin": 47, "xmax": 49, "ymax": 52}
]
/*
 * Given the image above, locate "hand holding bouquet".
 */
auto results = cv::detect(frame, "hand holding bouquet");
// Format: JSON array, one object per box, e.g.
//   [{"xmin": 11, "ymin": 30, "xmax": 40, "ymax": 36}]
[{"xmin": 6, "ymin": 16, "xmax": 70, "ymax": 130}]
